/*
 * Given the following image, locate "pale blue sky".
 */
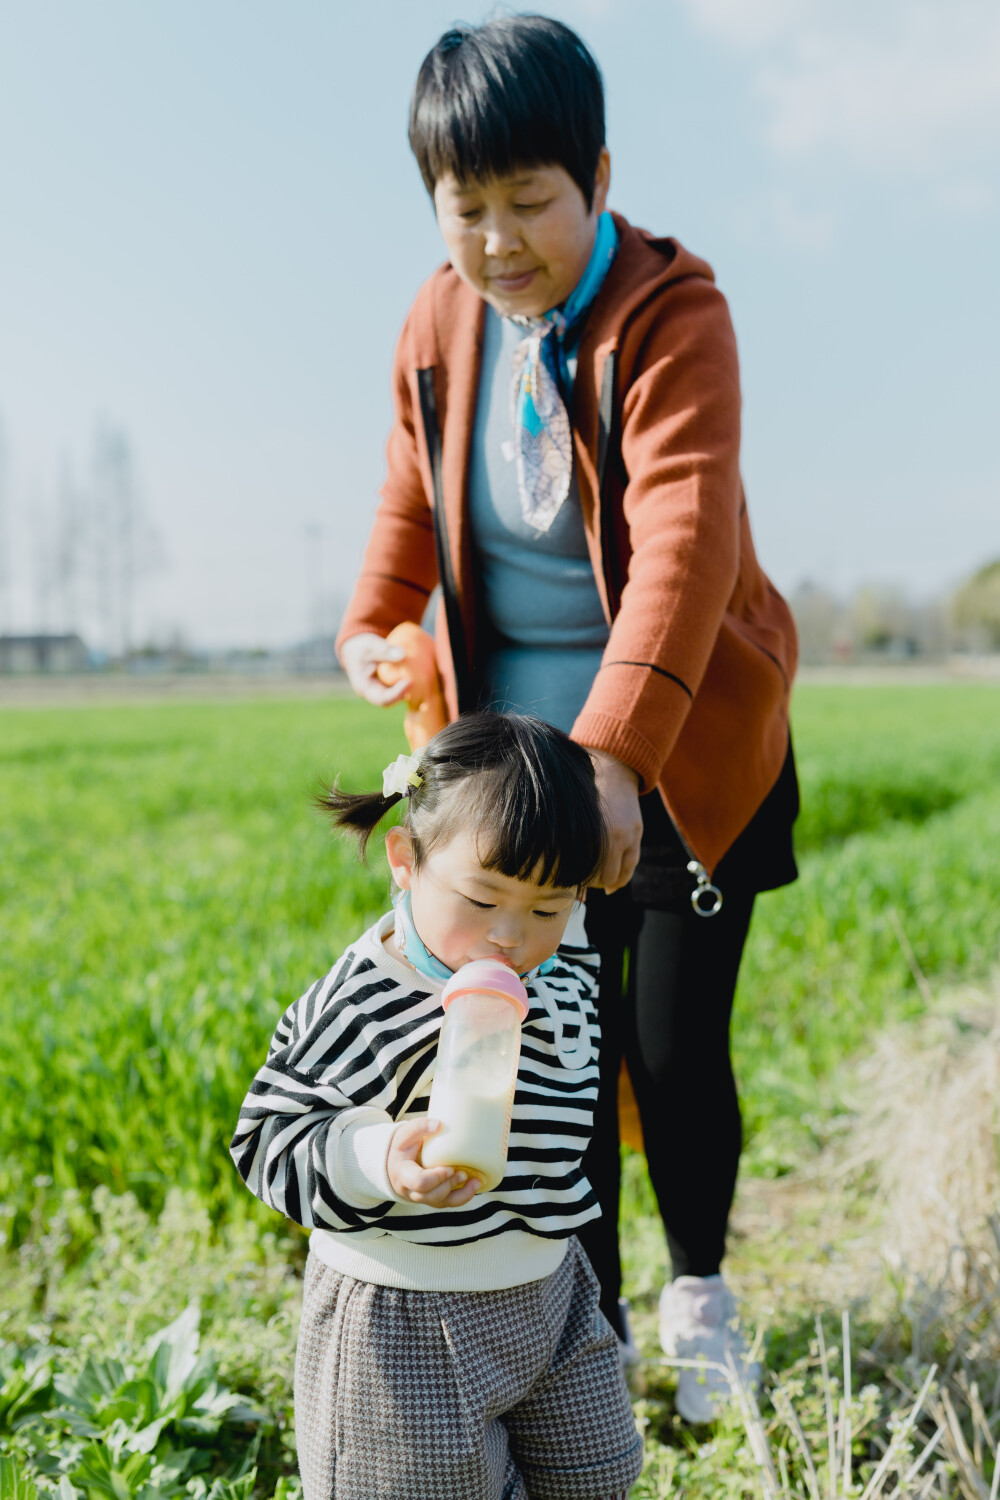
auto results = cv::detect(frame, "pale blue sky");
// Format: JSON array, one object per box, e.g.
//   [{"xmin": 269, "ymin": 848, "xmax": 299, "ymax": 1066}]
[{"xmin": 1, "ymin": 0, "xmax": 998, "ymax": 648}]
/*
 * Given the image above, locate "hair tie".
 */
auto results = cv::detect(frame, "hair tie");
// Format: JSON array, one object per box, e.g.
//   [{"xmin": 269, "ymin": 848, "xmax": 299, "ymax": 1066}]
[{"xmin": 382, "ymin": 751, "xmax": 424, "ymax": 800}]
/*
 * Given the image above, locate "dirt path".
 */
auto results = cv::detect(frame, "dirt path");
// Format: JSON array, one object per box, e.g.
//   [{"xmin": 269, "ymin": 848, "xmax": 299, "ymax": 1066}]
[{"xmin": 0, "ymin": 672, "xmax": 353, "ymax": 708}]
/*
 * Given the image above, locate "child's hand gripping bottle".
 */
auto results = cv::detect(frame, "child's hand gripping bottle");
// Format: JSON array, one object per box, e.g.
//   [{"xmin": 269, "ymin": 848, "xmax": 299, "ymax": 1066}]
[
  {"xmin": 420, "ymin": 959, "xmax": 529, "ymax": 1193},
  {"xmin": 374, "ymin": 621, "xmax": 448, "ymax": 749}
]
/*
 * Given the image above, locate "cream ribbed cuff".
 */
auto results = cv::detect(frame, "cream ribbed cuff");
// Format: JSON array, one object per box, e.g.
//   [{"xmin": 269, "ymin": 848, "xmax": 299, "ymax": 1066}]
[{"xmin": 333, "ymin": 1118, "xmax": 399, "ymax": 1208}]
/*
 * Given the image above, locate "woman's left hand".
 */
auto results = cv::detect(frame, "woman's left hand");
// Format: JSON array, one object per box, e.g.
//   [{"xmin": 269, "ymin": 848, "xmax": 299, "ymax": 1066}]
[{"xmin": 588, "ymin": 749, "xmax": 643, "ymax": 893}]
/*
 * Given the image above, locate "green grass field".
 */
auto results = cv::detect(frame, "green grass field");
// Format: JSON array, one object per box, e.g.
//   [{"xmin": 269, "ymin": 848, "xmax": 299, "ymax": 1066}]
[
  {"xmin": 3, "ymin": 684, "xmax": 999, "ymax": 1225},
  {"xmin": 2, "ymin": 683, "xmax": 1000, "ymax": 1497}
]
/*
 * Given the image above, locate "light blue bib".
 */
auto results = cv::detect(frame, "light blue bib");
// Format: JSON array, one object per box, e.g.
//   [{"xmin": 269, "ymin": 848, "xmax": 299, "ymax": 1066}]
[{"xmin": 392, "ymin": 891, "xmax": 556, "ymax": 983}]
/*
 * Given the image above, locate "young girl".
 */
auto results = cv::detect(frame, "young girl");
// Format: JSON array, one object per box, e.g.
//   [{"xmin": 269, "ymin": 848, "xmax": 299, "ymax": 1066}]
[{"xmin": 231, "ymin": 711, "xmax": 643, "ymax": 1500}]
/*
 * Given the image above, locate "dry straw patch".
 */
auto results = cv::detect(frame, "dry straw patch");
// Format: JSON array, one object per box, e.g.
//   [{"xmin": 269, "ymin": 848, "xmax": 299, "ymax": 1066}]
[
  {"xmin": 854, "ymin": 983, "xmax": 1000, "ymax": 1295},
  {"xmin": 672, "ymin": 972, "xmax": 1000, "ymax": 1499}
]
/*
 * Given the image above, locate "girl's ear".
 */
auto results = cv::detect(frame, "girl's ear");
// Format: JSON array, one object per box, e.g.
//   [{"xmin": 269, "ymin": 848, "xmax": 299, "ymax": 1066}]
[{"xmin": 385, "ymin": 825, "xmax": 416, "ymax": 891}]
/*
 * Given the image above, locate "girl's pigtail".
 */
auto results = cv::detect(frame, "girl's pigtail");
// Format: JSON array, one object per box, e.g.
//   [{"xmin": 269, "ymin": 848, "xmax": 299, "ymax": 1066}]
[{"xmin": 314, "ymin": 782, "xmax": 402, "ymax": 859}]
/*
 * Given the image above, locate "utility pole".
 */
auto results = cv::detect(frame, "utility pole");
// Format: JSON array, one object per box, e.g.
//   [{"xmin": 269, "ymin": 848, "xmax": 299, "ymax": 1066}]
[
  {"xmin": 93, "ymin": 423, "xmax": 115, "ymax": 657},
  {"xmin": 31, "ymin": 484, "xmax": 52, "ymax": 635},
  {"xmin": 304, "ymin": 521, "xmax": 323, "ymax": 640},
  {"xmin": 93, "ymin": 419, "xmax": 136, "ymax": 658},
  {"xmin": 112, "ymin": 431, "xmax": 135, "ymax": 658},
  {"xmin": 56, "ymin": 456, "xmax": 81, "ymax": 636}
]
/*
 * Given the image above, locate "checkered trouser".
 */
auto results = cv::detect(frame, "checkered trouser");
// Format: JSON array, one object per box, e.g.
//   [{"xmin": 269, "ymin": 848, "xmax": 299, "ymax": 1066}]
[{"xmin": 294, "ymin": 1236, "xmax": 643, "ymax": 1500}]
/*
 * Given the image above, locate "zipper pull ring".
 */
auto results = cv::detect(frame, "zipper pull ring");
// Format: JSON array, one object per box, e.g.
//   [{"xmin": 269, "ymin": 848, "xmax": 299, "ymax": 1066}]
[{"xmin": 687, "ymin": 860, "xmax": 723, "ymax": 918}]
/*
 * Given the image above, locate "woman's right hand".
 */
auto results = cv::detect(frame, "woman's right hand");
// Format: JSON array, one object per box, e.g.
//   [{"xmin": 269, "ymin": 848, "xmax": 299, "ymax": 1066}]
[
  {"xmin": 339, "ymin": 632, "xmax": 411, "ymax": 707},
  {"xmin": 588, "ymin": 748, "xmax": 644, "ymax": 893}
]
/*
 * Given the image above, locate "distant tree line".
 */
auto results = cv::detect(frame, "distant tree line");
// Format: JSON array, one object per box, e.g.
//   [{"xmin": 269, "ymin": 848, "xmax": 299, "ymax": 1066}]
[
  {"xmin": 0, "ymin": 414, "xmax": 164, "ymax": 658},
  {"xmin": 790, "ymin": 559, "xmax": 1000, "ymax": 663}
]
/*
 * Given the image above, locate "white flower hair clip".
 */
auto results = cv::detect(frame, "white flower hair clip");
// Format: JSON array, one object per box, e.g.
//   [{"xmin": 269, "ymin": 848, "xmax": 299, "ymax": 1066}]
[{"xmin": 382, "ymin": 751, "xmax": 424, "ymax": 799}]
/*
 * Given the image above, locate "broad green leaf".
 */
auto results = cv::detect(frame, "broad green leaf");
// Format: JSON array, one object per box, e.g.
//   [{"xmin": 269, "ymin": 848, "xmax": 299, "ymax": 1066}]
[
  {"xmin": 142, "ymin": 1308, "xmax": 200, "ymax": 1403},
  {"xmin": 71, "ymin": 1440, "xmax": 153, "ymax": 1500},
  {"xmin": 126, "ymin": 1416, "xmax": 170, "ymax": 1457},
  {"xmin": 0, "ymin": 1346, "xmax": 54, "ymax": 1430},
  {"xmin": 147, "ymin": 1445, "xmax": 203, "ymax": 1485},
  {"xmin": 201, "ymin": 1470, "xmax": 257, "ymax": 1500},
  {"xmin": 54, "ymin": 1358, "xmax": 128, "ymax": 1417},
  {"xmin": 0, "ymin": 1454, "xmax": 38, "ymax": 1500}
]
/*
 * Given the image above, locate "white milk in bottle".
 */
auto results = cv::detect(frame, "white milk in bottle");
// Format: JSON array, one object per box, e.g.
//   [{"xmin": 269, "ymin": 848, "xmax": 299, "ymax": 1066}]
[{"xmin": 420, "ymin": 959, "xmax": 529, "ymax": 1192}]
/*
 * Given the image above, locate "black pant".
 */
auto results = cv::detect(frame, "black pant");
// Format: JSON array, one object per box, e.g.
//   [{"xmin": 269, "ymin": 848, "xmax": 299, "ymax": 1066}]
[{"xmin": 577, "ymin": 880, "xmax": 755, "ymax": 1337}]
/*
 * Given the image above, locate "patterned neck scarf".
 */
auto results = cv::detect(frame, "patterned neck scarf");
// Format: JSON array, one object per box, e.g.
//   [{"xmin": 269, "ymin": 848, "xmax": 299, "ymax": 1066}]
[
  {"xmin": 392, "ymin": 890, "xmax": 556, "ymax": 984},
  {"xmin": 509, "ymin": 210, "xmax": 619, "ymax": 534}
]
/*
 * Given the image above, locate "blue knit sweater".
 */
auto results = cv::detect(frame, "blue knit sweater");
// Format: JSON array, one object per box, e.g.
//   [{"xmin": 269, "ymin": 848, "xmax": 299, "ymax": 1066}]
[{"xmin": 468, "ymin": 308, "xmax": 609, "ymax": 734}]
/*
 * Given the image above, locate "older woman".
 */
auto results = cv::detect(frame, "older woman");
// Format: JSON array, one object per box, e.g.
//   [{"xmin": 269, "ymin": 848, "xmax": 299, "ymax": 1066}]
[{"xmin": 337, "ymin": 15, "xmax": 798, "ymax": 1424}]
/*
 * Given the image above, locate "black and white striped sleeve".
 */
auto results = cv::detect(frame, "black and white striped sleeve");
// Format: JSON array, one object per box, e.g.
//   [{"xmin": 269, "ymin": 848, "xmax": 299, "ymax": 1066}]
[{"xmin": 229, "ymin": 954, "xmax": 435, "ymax": 1231}]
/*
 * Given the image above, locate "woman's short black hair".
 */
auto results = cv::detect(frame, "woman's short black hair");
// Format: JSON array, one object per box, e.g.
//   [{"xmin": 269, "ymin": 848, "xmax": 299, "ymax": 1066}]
[
  {"xmin": 318, "ymin": 710, "xmax": 607, "ymax": 890},
  {"xmin": 409, "ymin": 15, "xmax": 606, "ymax": 208}
]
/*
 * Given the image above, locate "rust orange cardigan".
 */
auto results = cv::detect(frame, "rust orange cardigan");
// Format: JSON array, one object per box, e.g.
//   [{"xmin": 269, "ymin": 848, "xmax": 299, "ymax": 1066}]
[{"xmin": 337, "ymin": 213, "xmax": 798, "ymax": 873}]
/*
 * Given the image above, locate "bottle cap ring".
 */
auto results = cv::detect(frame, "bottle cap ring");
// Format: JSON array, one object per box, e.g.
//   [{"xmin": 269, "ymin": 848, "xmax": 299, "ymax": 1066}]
[{"xmin": 441, "ymin": 959, "xmax": 529, "ymax": 1020}]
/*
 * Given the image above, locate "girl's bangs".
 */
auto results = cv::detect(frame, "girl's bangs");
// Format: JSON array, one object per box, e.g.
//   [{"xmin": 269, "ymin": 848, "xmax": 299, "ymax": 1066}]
[{"xmin": 470, "ymin": 771, "xmax": 605, "ymax": 890}]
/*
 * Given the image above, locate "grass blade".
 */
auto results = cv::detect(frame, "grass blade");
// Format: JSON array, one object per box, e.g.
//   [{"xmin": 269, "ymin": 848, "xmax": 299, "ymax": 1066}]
[{"xmin": 816, "ymin": 1317, "xmax": 838, "ymax": 1500}]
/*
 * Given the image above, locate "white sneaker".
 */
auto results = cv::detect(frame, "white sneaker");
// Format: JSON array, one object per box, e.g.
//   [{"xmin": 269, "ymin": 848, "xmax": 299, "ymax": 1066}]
[
  {"xmin": 616, "ymin": 1296, "xmax": 640, "ymax": 1371},
  {"xmin": 659, "ymin": 1274, "xmax": 760, "ymax": 1423}
]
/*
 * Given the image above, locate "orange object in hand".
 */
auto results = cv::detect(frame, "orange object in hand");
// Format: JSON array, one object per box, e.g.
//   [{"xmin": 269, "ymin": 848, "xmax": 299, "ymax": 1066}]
[
  {"xmin": 618, "ymin": 1059, "xmax": 645, "ymax": 1154},
  {"xmin": 375, "ymin": 622, "xmax": 448, "ymax": 749}
]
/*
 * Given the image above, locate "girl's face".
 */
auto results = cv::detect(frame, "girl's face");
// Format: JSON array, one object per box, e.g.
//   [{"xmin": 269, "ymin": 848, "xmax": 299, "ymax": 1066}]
[
  {"xmin": 385, "ymin": 825, "xmax": 579, "ymax": 976},
  {"xmin": 432, "ymin": 152, "xmax": 611, "ymax": 319}
]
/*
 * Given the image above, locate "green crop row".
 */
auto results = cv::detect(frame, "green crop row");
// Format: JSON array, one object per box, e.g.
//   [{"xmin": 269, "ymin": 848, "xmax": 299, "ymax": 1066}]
[{"xmin": 790, "ymin": 684, "xmax": 1000, "ymax": 851}]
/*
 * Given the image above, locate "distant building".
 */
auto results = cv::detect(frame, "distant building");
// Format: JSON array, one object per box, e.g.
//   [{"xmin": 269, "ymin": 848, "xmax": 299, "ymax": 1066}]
[
  {"xmin": 284, "ymin": 636, "xmax": 341, "ymax": 674},
  {"xmin": 0, "ymin": 634, "xmax": 89, "ymax": 674}
]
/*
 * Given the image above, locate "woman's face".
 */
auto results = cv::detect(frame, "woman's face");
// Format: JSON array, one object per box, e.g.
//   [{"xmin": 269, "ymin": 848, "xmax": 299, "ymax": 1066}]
[
  {"xmin": 385, "ymin": 825, "xmax": 578, "ymax": 976},
  {"xmin": 433, "ymin": 151, "xmax": 611, "ymax": 319}
]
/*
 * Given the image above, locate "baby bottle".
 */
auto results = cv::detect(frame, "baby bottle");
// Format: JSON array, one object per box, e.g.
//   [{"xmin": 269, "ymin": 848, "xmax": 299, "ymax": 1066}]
[{"xmin": 420, "ymin": 959, "xmax": 529, "ymax": 1192}]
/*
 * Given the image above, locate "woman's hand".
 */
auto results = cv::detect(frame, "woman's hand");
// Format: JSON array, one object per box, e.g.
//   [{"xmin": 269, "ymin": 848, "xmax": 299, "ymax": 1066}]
[
  {"xmin": 589, "ymin": 749, "xmax": 643, "ymax": 894},
  {"xmin": 386, "ymin": 1116, "xmax": 481, "ymax": 1207},
  {"xmin": 339, "ymin": 632, "xmax": 411, "ymax": 707}
]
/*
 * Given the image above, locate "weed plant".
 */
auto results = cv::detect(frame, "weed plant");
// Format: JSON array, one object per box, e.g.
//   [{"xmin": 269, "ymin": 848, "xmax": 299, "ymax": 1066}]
[
  {"xmin": 4, "ymin": 1182, "xmax": 998, "ymax": 1498},
  {"xmin": 0, "ymin": 1300, "xmax": 292, "ymax": 1500}
]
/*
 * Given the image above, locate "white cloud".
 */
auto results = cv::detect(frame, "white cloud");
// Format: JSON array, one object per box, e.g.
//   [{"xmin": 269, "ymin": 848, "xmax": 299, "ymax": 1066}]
[
  {"xmin": 734, "ymin": 189, "xmax": 838, "ymax": 250},
  {"xmin": 680, "ymin": 0, "xmax": 1000, "ymax": 175},
  {"xmin": 681, "ymin": 0, "xmax": 818, "ymax": 49},
  {"xmin": 935, "ymin": 176, "xmax": 995, "ymax": 216},
  {"xmin": 571, "ymin": 0, "xmax": 621, "ymax": 16},
  {"xmin": 769, "ymin": 190, "xmax": 836, "ymax": 248}
]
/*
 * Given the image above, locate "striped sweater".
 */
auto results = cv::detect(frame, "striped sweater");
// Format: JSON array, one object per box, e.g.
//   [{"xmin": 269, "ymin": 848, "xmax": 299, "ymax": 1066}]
[{"xmin": 230, "ymin": 908, "xmax": 602, "ymax": 1291}]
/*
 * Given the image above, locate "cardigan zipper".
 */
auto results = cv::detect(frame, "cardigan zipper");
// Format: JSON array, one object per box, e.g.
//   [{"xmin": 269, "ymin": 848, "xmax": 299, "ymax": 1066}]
[
  {"xmin": 679, "ymin": 842, "xmax": 724, "ymax": 918},
  {"xmin": 595, "ymin": 351, "xmax": 722, "ymax": 919},
  {"xmin": 416, "ymin": 367, "xmax": 474, "ymax": 713},
  {"xmin": 595, "ymin": 350, "xmax": 623, "ymax": 619}
]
